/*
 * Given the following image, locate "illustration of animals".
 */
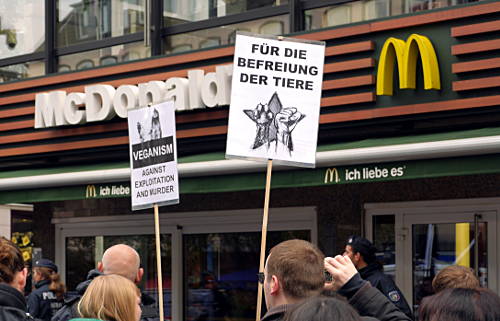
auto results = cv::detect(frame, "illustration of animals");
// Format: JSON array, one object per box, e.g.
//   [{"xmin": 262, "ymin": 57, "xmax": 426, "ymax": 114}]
[
  {"xmin": 150, "ymin": 108, "xmax": 162, "ymax": 139},
  {"xmin": 243, "ymin": 92, "xmax": 305, "ymax": 154}
]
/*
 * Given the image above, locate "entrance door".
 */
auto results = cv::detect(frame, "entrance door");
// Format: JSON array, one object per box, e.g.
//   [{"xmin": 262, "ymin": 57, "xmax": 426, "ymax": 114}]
[{"xmin": 401, "ymin": 211, "xmax": 497, "ymax": 313}]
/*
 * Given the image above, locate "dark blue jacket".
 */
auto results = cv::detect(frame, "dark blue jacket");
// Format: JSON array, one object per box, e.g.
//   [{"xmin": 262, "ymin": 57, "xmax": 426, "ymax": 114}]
[
  {"xmin": 27, "ymin": 280, "xmax": 63, "ymax": 321},
  {"xmin": 359, "ymin": 263, "xmax": 413, "ymax": 319}
]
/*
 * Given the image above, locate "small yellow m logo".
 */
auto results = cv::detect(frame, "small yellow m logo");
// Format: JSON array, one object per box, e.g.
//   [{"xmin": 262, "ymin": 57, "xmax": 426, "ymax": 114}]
[
  {"xmin": 86, "ymin": 185, "xmax": 97, "ymax": 198},
  {"xmin": 377, "ymin": 34, "xmax": 440, "ymax": 96},
  {"xmin": 324, "ymin": 168, "xmax": 340, "ymax": 184}
]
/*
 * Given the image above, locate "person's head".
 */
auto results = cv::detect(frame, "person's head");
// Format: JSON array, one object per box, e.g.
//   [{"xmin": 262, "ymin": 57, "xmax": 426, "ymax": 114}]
[
  {"xmin": 0, "ymin": 237, "xmax": 27, "ymax": 292},
  {"xmin": 77, "ymin": 274, "xmax": 142, "ymax": 321},
  {"xmin": 33, "ymin": 258, "xmax": 65, "ymax": 299},
  {"xmin": 284, "ymin": 296, "xmax": 361, "ymax": 321},
  {"xmin": 343, "ymin": 236, "xmax": 376, "ymax": 270},
  {"xmin": 98, "ymin": 244, "xmax": 144, "ymax": 284},
  {"xmin": 419, "ymin": 287, "xmax": 500, "ymax": 321},
  {"xmin": 432, "ymin": 265, "xmax": 479, "ymax": 293},
  {"xmin": 263, "ymin": 239, "xmax": 325, "ymax": 309}
]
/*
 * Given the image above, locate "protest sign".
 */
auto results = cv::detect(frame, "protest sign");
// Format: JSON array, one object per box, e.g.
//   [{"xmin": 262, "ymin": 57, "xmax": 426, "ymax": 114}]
[
  {"xmin": 128, "ymin": 101, "xmax": 179, "ymax": 211},
  {"xmin": 226, "ymin": 32, "xmax": 325, "ymax": 168}
]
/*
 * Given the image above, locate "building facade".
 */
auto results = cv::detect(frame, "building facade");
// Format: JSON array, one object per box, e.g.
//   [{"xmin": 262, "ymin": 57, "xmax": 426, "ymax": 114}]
[{"xmin": 1, "ymin": 0, "xmax": 500, "ymax": 320}]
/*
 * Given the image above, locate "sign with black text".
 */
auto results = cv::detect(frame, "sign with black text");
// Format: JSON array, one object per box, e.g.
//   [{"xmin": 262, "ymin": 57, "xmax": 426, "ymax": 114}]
[
  {"xmin": 128, "ymin": 101, "xmax": 179, "ymax": 210},
  {"xmin": 226, "ymin": 32, "xmax": 325, "ymax": 168}
]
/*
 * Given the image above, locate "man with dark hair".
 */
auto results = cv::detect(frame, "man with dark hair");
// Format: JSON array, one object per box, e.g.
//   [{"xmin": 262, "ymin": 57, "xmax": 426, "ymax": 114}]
[
  {"xmin": 344, "ymin": 236, "xmax": 412, "ymax": 319},
  {"xmin": 261, "ymin": 239, "xmax": 325, "ymax": 321}
]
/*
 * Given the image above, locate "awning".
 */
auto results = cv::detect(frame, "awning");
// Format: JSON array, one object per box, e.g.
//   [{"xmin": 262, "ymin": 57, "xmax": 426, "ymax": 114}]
[{"xmin": 2, "ymin": 127, "xmax": 500, "ymax": 203}]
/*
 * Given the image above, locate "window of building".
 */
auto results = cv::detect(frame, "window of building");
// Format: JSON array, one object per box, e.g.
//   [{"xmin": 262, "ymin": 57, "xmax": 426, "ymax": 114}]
[
  {"xmin": 163, "ymin": 0, "xmax": 286, "ymax": 26},
  {"xmin": 58, "ymin": 41, "xmax": 149, "ymax": 71},
  {"xmin": 0, "ymin": 1, "xmax": 45, "ymax": 60},
  {"xmin": 0, "ymin": 60, "xmax": 44, "ymax": 83},
  {"xmin": 58, "ymin": 0, "xmax": 145, "ymax": 47},
  {"xmin": 164, "ymin": 15, "xmax": 288, "ymax": 55}
]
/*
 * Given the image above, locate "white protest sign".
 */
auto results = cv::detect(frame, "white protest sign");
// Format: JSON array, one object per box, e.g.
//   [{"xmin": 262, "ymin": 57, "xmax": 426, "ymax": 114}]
[
  {"xmin": 128, "ymin": 101, "xmax": 179, "ymax": 210},
  {"xmin": 226, "ymin": 32, "xmax": 325, "ymax": 168}
]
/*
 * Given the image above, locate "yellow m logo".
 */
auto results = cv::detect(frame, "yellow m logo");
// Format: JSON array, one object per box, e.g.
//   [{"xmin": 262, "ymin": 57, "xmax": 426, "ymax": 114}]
[
  {"xmin": 86, "ymin": 185, "xmax": 97, "ymax": 198},
  {"xmin": 324, "ymin": 168, "xmax": 340, "ymax": 184},
  {"xmin": 377, "ymin": 34, "xmax": 440, "ymax": 96}
]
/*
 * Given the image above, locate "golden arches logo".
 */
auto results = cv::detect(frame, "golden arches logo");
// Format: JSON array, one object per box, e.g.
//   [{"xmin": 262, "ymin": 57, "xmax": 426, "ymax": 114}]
[
  {"xmin": 86, "ymin": 185, "xmax": 97, "ymax": 198},
  {"xmin": 377, "ymin": 34, "xmax": 440, "ymax": 96},
  {"xmin": 324, "ymin": 168, "xmax": 340, "ymax": 184}
]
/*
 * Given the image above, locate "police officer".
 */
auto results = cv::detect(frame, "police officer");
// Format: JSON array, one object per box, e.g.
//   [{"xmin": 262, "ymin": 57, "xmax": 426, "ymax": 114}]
[
  {"xmin": 27, "ymin": 259, "xmax": 65, "ymax": 321},
  {"xmin": 343, "ymin": 236, "xmax": 413, "ymax": 319}
]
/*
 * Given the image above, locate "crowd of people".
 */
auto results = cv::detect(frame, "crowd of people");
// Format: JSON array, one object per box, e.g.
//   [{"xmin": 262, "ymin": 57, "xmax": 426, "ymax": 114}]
[{"xmin": 1, "ymin": 235, "xmax": 499, "ymax": 321}]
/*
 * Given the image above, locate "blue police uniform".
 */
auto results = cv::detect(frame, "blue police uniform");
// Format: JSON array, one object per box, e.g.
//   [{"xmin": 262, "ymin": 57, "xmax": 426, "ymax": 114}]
[
  {"xmin": 359, "ymin": 263, "xmax": 413, "ymax": 319},
  {"xmin": 27, "ymin": 279, "xmax": 63, "ymax": 321}
]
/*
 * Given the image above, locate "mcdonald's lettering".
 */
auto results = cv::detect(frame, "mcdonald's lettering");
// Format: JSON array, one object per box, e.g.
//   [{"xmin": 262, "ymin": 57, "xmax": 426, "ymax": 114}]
[
  {"xmin": 377, "ymin": 34, "xmax": 440, "ymax": 96},
  {"xmin": 86, "ymin": 185, "xmax": 97, "ymax": 198},
  {"xmin": 324, "ymin": 168, "xmax": 340, "ymax": 184}
]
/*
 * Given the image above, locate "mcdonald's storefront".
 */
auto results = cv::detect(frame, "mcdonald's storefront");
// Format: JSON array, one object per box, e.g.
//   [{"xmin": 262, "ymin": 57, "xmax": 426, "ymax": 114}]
[{"xmin": 1, "ymin": 1, "xmax": 500, "ymax": 320}]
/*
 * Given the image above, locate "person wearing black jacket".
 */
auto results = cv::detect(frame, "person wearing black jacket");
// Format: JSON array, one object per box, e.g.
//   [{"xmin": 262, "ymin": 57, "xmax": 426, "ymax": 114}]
[
  {"xmin": 324, "ymin": 254, "xmax": 412, "ymax": 321},
  {"xmin": 0, "ymin": 237, "xmax": 37, "ymax": 321},
  {"xmin": 51, "ymin": 244, "xmax": 159, "ymax": 321},
  {"xmin": 343, "ymin": 236, "xmax": 413, "ymax": 319}
]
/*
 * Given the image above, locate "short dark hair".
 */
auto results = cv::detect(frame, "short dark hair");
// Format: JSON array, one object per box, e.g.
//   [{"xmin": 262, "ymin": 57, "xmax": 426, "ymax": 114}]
[
  {"xmin": 419, "ymin": 288, "xmax": 500, "ymax": 321},
  {"xmin": 284, "ymin": 296, "xmax": 361, "ymax": 321},
  {"xmin": 346, "ymin": 235, "xmax": 377, "ymax": 264},
  {"xmin": 0, "ymin": 237, "xmax": 24, "ymax": 284},
  {"xmin": 266, "ymin": 239, "xmax": 325, "ymax": 299},
  {"xmin": 432, "ymin": 265, "xmax": 479, "ymax": 293}
]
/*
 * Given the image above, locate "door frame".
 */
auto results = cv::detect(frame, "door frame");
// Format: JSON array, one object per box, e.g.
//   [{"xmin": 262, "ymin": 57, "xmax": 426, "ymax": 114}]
[
  {"xmin": 54, "ymin": 206, "xmax": 317, "ymax": 321},
  {"xmin": 365, "ymin": 197, "xmax": 500, "ymax": 307}
]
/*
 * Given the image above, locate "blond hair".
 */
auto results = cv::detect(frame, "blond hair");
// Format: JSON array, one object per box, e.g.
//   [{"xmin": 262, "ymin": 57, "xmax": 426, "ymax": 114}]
[{"xmin": 77, "ymin": 274, "xmax": 140, "ymax": 321}]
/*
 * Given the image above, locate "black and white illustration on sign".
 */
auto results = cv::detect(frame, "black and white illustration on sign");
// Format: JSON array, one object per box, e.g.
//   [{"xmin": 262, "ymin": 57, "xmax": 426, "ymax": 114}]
[
  {"xmin": 226, "ymin": 33, "xmax": 325, "ymax": 168},
  {"xmin": 128, "ymin": 101, "xmax": 179, "ymax": 211},
  {"xmin": 137, "ymin": 108, "xmax": 162, "ymax": 142},
  {"xmin": 244, "ymin": 92, "xmax": 305, "ymax": 155}
]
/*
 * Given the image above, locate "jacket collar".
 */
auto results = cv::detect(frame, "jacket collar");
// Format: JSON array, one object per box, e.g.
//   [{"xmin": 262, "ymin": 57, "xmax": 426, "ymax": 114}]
[{"xmin": 0, "ymin": 283, "xmax": 27, "ymax": 310}]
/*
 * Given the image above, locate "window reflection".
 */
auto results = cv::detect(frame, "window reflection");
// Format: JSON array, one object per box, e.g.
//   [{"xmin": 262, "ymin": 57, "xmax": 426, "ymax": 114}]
[
  {"xmin": 164, "ymin": 15, "xmax": 288, "ymax": 55},
  {"xmin": 0, "ymin": 1, "xmax": 45, "ymax": 59},
  {"xmin": 58, "ymin": 41, "xmax": 150, "ymax": 71},
  {"xmin": 304, "ymin": 0, "xmax": 480, "ymax": 30},
  {"xmin": 58, "ymin": 0, "xmax": 145, "ymax": 47},
  {"xmin": 0, "ymin": 61, "xmax": 44, "ymax": 83},
  {"xmin": 164, "ymin": 0, "xmax": 287, "ymax": 26},
  {"xmin": 184, "ymin": 230, "xmax": 310, "ymax": 321}
]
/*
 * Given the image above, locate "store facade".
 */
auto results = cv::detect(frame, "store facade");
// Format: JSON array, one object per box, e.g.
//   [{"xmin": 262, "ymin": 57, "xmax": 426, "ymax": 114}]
[{"xmin": 1, "ymin": 1, "xmax": 500, "ymax": 320}]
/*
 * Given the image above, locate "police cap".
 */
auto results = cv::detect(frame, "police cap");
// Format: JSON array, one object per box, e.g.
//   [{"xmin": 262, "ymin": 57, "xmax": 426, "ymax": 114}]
[
  {"xmin": 346, "ymin": 235, "xmax": 377, "ymax": 264},
  {"xmin": 33, "ymin": 258, "xmax": 58, "ymax": 273}
]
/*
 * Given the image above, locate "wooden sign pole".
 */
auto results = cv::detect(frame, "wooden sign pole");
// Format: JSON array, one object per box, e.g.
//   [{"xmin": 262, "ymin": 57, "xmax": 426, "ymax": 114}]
[
  {"xmin": 154, "ymin": 203, "xmax": 165, "ymax": 321},
  {"xmin": 256, "ymin": 159, "xmax": 273, "ymax": 321}
]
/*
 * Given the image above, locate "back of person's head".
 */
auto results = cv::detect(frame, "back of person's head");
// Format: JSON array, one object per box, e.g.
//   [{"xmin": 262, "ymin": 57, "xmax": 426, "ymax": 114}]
[
  {"xmin": 267, "ymin": 239, "xmax": 325, "ymax": 299},
  {"xmin": 0, "ymin": 237, "xmax": 25, "ymax": 290},
  {"xmin": 432, "ymin": 265, "xmax": 479, "ymax": 293},
  {"xmin": 33, "ymin": 258, "xmax": 66, "ymax": 299},
  {"xmin": 100, "ymin": 244, "xmax": 142, "ymax": 283},
  {"xmin": 77, "ymin": 274, "xmax": 141, "ymax": 321},
  {"xmin": 346, "ymin": 235, "xmax": 377, "ymax": 264},
  {"xmin": 419, "ymin": 287, "xmax": 500, "ymax": 321},
  {"xmin": 284, "ymin": 296, "xmax": 361, "ymax": 321}
]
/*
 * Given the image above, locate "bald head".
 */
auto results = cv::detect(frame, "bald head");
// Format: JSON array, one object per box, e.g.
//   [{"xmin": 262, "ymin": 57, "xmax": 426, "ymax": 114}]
[{"xmin": 99, "ymin": 244, "xmax": 142, "ymax": 283}]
